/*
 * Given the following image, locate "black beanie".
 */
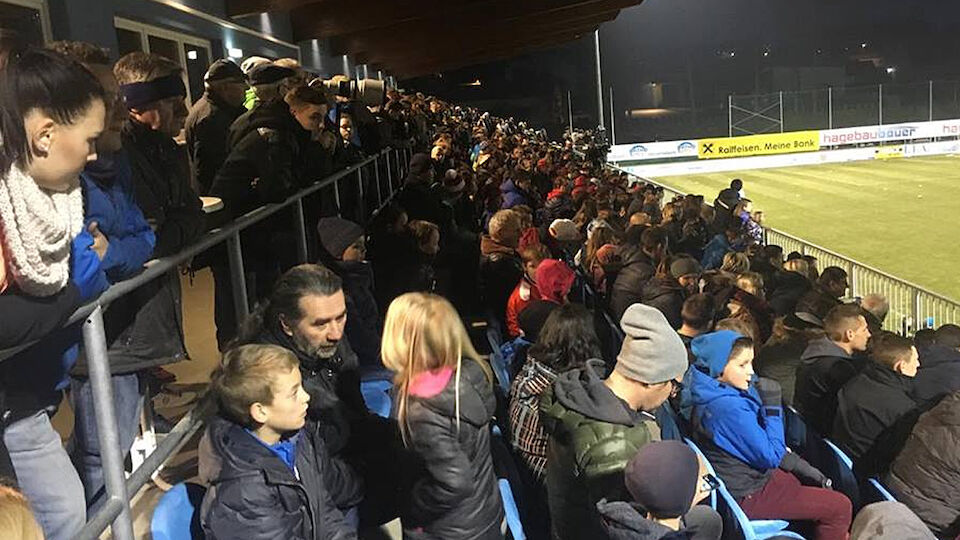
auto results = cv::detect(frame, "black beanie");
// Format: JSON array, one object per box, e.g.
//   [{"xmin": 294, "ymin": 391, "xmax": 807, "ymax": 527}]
[
  {"xmin": 317, "ymin": 217, "xmax": 363, "ymax": 259},
  {"xmin": 624, "ymin": 440, "xmax": 699, "ymax": 519}
]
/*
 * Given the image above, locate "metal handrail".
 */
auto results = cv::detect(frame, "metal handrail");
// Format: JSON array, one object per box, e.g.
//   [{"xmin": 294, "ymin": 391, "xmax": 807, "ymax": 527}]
[
  {"xmin": 1, "ymin": 145, "xmax": 412, "ymax": 540},
  {"xmin": 602, "ymin": 162, "xmax": 960, "ymax": 330}
]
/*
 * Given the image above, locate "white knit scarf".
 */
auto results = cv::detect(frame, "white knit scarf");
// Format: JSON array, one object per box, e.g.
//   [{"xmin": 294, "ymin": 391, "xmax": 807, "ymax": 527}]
[{"xmin": 0, "ymin": 163, "xmax": 84, "ymax": 296}]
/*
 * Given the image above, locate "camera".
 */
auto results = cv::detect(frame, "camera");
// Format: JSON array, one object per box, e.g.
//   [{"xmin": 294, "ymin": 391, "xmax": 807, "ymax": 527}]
[{"xmin": 311, "ymin": 77, "xmax": 385, "ymax": 107}]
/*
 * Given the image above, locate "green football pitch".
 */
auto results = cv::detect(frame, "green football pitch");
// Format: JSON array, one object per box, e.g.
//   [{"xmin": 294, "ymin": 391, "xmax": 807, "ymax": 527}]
[{"xmin": 649, "ymin": 155, "xmax": 960, "ymax": 301}]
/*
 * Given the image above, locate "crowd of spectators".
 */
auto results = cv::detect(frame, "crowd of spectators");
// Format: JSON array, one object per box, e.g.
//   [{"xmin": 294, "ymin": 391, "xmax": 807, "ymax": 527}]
[{"xmin": 0, "ymin": 41, "xmax": 958, "ymax": 540}]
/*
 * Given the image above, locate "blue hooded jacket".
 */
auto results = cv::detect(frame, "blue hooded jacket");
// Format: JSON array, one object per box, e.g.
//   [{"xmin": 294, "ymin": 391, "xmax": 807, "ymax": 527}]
[
  {"xmin": 686, "ymin": 331, "xmax": 786, "ymax": 471},
  {"xmin": 500, "ymin": 178, "xmax": 529, "ymax": 209}
]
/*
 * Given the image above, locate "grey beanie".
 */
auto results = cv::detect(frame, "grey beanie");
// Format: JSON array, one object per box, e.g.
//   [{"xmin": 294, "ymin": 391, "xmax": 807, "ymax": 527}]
[
  {"xmin": 670, "ymin": 258, "xmax": 702, "ymax": 279},
  {"xmin": 317, "ymin": 217, "xmax": 363, "ymax": 259},
  {"xmin": 615, "ymin": 303, "xmax": 688, "ymax": 384}
]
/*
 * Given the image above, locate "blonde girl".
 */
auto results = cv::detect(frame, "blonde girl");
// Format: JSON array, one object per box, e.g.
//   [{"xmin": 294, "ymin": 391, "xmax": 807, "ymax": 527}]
[{"xmin": 382, "ymin": 293, "xmax": 504, "ymax": 539}]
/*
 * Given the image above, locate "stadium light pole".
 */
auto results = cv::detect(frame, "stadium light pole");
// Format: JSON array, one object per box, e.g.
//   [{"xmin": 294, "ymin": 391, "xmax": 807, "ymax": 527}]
[{"xmin": 593, "ymin": 29, "xmax": 605, "ymax": 137}]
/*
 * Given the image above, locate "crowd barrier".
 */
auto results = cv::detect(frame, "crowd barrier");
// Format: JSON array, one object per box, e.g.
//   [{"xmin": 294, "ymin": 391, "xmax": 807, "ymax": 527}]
[
  {"xmin": 0, "ymin": 146, "xmax": 412, "ymax": 540},
  {"xmin": 604, "ymin": 162, "xmax": 960, "ymax": 334}
]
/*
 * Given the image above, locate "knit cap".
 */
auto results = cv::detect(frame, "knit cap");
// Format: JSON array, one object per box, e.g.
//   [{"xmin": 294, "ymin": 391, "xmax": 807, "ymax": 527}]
[
  {"xmin": 690, "ymin": 330, "xmax": 743, "ymax": 378},
  {"xmin": 624, "ymin": 440, "xmax": 699, "ymax": 518},
  {"xmin": 549, "ymin": 219, "xmax": 580, "ymax": 242},
  {"xmin": 535, "ymin": 259, "xmax": 575, "ymax": 304},
  {"xmin": 615, "ymin": 303, "xmax": 687, "ymax": 384},
  {"xmin": 670, "ymin": 258, "xmax": 702, "ymax": 279},
  {"xmin": 317, "ymin": 217, "xmax": 363, "ymax": 259}
]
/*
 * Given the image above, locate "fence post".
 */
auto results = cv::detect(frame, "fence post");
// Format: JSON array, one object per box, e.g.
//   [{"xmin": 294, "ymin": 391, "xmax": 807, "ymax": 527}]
[
  {"xmin": 333, "ymin": 178, "xmax": 342, "ymax": 217},
  {"xmin": 82, "ymin": 305, "xmax": 135, "ymax": 540},
  {"xmin": 848, "ymin": 261, "xmax": 857, "ymax": 298},
  {"xmin": 227, "ymin": 232, "xmax": 249, "ymax": 323},
  {"xmin": 913, "ymin": 290, "xmax": 922, "ymax": 331},
  {"xmin": 294, "ymin": 198, "xmax": 308, "ymax": 263}
]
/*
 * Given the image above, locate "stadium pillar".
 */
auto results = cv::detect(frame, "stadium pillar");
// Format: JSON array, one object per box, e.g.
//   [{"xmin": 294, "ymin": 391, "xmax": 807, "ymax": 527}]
[
  {"xmin": 593, "ymin": 29, "xmax": 605, "ymax": 133},
  {"xmin": 728, "ymin": 95, "xmax": 733, "ymax": 137},
  {"xmin": 878, "ymin": 84, "xmax": 883, "ymax": 126},
  {"xmin": 828, "ymin": 87, "xmax": 833, "ymax": 129},
  {"xmin": 929, "ymin": 80, "xmax": 934, "ymax": 121},
  {"xmin": 567, "ymin": 90, "xmax": 574, "ymax": 136},
  {"xmin": 779, "ymin": 91, "xmax": 784, "ymax": 133}
]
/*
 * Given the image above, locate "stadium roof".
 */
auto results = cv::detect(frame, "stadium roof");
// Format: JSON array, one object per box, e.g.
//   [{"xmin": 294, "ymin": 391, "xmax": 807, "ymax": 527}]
[{"xmin": 226, "ymin": 0, "xmax": 644, "ymax": 78}]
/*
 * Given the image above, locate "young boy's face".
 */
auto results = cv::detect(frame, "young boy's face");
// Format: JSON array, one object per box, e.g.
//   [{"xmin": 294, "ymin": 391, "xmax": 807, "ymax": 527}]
[
  {"xmin": 718, "ymin": 347, "xmax": 754, "ymax": 391},
  {"xmin": 258, "ymin": 367, "xmax": 311, "ymax": 434}
]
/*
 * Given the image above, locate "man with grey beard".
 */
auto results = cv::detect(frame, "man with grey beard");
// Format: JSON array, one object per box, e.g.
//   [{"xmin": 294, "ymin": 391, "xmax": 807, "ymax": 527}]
[{"xmin": 230, "ymin": 263, "xmax": 404, "ymax": 527}]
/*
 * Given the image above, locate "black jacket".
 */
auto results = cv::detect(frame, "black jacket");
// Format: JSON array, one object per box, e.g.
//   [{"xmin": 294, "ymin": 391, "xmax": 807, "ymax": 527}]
[
  {"xmin": 200, "ymin": 416, "xmax": 357, "ymax": 540},
  {"xmin": 185, "ymin": 92, "xmax": 246, "ymax": 195},
  {"xmin": 397, "ymin": 180, "xmax": 446, "ymax": 230},
  {"xmin": 756, "ymin": 333, "xmax": 811, "ymax": 406},
  {"xmin": 768, "ymin": 270, "xmax": 812, "ymax": 316},
  {"xmin": 517, "ymin": 299, "xmax": 559, "ymax": 343},
  {"xmin": 324, "ymin": 259, "xmax": 382, "ymax": 373},
  {"xmin": 610, "ymin": 245, "xmax": 657, "ymax": 322},
  {"xmin": 794, "ymin": 337, "xmax": 864, "ymax": 435},
  {"xmin": 98, "ymin": 120, "xmax": 203, "ymax": 373},
  {"xmin": 401, "ymin": 359, "xmax": 504, "ymax": 539},
  {"xmin": 912, "ymin": 345, "xmax": 960, "ymax": 407},
  {"xmin": 479, "ymin": 235, "xmax": 523, "ymax": 326},
  {"xmin": 832, "ymin": 362, "xmax": 919, "ymax": 473},
  {"xmin": 640, "ymin": 276, "xmax": 685, "ymax": 330},
  {"xmin": 795, "ymin": 285, "xmax": 841, "ymax": 321},
  {"xmin": 596, "ymin": 500, "xmax": 693, "ymax": 540}
]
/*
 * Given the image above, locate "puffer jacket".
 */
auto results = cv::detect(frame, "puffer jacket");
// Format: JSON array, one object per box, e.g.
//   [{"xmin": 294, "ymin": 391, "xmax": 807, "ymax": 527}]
[
  {"xmin": 540, "ymin": 359, "xmax": 658, "ymax": 540},
  {"xmin": 400, "ymin": 359, "xmax": 504, "ymax": 539},
  {"xmin": 686, "ymin": 367, "xmax": 784, "ymax": 500},
  {"xmin": 200, "ymin": 416, "xmax": 357, "ymax": 540},
  {"xmin": 886, "ymin": 391, "xmax": 960, "ymax": 539},
  {"xmin": 794, "ymin": 337, "xmax": 864, "ymax": 436},
  {"xmin": 500, "ymin": 178, "xmax": 530, "ymax": 209},
  {"xmin": 640, "ymin": 276, "xmax": 686, "ymax": 330},
  {"xmin": 610, "ymin": 245, "xmax": 657, "ymax": 322}
]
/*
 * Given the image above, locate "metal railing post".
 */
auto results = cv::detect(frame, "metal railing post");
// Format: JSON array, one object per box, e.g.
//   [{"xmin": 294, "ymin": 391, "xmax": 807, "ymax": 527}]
[
  {"xmin": 373, "ymin": 155, "xmax": 382, "ymax": 208},
  {"xmin": 848, "ymin": 261, "xmax": 858, "ymax": 298},
  {"xmin": 913, "ymin": 290, "xmax": 922, "ymax": 330},
  {"xmin": 385, "ymin": 150, "xmax": 393, "ymax": 191},
  {"xmin": 294, "ymin": 198, "xmax": 308, "ymax": 263},
  {"xmin": 82, "ymin": 305, "xmax": 134, "ymax": 540},
  {"xmin": 227, "ymin": 232, "xmax": 249, "ymax": 323}
]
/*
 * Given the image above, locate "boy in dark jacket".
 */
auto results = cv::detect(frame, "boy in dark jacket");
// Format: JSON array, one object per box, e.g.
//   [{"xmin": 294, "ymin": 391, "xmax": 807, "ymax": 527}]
[
  {"xmin": 201, "ymin": 344, "xmax": 357, "ymax": 540},
  {"xmin": 833, "ymin": 333, "xmax": 921, "ymax": 476}
]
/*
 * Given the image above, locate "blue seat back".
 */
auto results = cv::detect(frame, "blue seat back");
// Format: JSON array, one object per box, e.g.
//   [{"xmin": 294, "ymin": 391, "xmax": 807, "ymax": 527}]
[
  {"xmin": 498, "ymin": 478, "xmax": 526, "ymax": 540},
  {"xmin": 862, "ymin": 478, "xmax": 897, "ymax": 505},
  {"xmin": 151, "ymin": 482, "xmax": 206, "ymax": 540},
  {"xmin": 360, "ymin": 379, "xmax": 393, "ymax": 418},
  {"xmin": 813, "ymin": 439, "xmax": 862, "ymax": 510},
  {"xmin": 486, "ymin": 323, "xmax": 511, "ymax": 395}
]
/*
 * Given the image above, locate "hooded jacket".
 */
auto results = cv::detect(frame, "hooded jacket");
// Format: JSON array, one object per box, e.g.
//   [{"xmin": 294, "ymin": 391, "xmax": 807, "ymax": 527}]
[
  {"xmin": 610, "ymin": 245, "xmax": 657, "ymax": 322},
  {"xmin": 540, "ymin": 359, "xmax": 659, "ymax": 540},
  {"xmin": 912, "ymin": 345, "xmax": 960, "ymax": 407},
  {"xmin": 400, "ymin": 359, "xmax": 504, "ymax": 539},
  {"xmin": 700, "ymin": 234, "xmax": 732, "ymax": 271},
  {"xmin": 200, "ymin": 417, "xmax": 357, "ymax": 540},
  {"xmin": 794, "ymin": 337, "xmax": 863, "ymax": 435},
  {"xmin": 640, "ymin": 276, "xmax": 686, "ymax": 330},
  {"xmin": 596, "ymin": 500, "xmax": 693, "ymax": 540},
  {"xmin": 832, "ymin": 362, "xmax": 919, "ymax": 469},
  {"xmin": 185, "ymin": 91, "xmax": 246, "ymax": 195},
  {"xmin": 886, "ymin": 391, "xmax": 960, "ymax": 539},
  {"xmin": 687, "ymin": 367, "xmax": 785, "ymax": 500}
]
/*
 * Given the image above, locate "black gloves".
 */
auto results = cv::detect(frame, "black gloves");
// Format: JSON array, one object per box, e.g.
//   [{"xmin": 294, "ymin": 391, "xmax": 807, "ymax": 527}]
[{"xmin": 780, "ymin": 451, "xmax": 832, "ymax": 489}]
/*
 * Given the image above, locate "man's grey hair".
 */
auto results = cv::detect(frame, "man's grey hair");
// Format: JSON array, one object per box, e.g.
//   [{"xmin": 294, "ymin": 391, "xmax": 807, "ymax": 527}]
[{"xmin": 861, "ymin": 293, "xmax": 889, "ymax": 323}]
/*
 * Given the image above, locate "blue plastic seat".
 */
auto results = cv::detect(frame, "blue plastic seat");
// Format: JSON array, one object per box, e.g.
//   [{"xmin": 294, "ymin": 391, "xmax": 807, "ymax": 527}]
[
  {"xmin": 486, "ymin": 322, "xmax": 511, "ymax": 395},
  {"xmin": 684, "ymin": 439, "xmax": 805, "ymax": 540},
  {"xmin": 151, "ymin": 482, "xmax": 206, "ymax": 540},
  {"xmin": 815, "ymin": 439, "xmax": 862, "ymax": 510},
  {"xmin": 863, "ymin": 477, "xmax": 897, "ymax": 504},
  {"xmin": 360, "ymin": 379, "xmax": 392, "ymax": 418},
  {"xmin": 498, "ymin": 478, "xmax": 526, "ymax": 540}
]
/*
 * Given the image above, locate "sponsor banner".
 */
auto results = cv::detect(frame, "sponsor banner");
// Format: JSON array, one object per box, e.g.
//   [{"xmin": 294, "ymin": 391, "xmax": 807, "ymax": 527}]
[
  {"xmin": 607, "ymin": 140, "xmax": 698, "ymax": 162},
  {"xmin": 821, "ymin": 118, "xmax": 960, "ymax": 146},
  {"xmin": 874, "ymin": 145, "xmax": 904, "ymax": 159},
  {"xmin": 698, "ymin": 131, "xmax": 820, "ymax": 159}
]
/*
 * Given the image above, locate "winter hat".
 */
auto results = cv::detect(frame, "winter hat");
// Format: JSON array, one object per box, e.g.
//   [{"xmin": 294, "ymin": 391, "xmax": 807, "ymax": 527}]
[
  {"xmin": 442, "ymin": 169, "xmax": 464, "ymax": 193},
  {"xmin": 317, "ymin": 217, "xmax": 363, "ymax": 259},
  {"xmin": 408, "ymin": 153, "xmax": 432, "ymax": 176},
  {"xmin": 247, "ymin": 63, "xmax": 295, "ymax": 85},
  {"xmin": 691, "ymin": 330, "xmax": 743, "ymax": 378},
  {"xmin": 624, "ymin": 440, "xmax": 699, "ymax": 519},
  {"xmin": 535, "ymin": 259, "xmax": 575, "ymax": 304},
  {"xmin": 240, "ymin": 56, "xmax": 270, "ymax": 75},
  {"xmin": 615, "ymin": 304, "xmax": 687, "ymax": 384},
  {"xmin": 204, "ymin": 59, "xmax": 244, "ymax": 83},
  {"xmin": 670, "ymin": 258, "xmax": 702, "ymax": 279},
  {"xmin": 549, "ymin": 219, "xmax": 580, "ymax": 242}
]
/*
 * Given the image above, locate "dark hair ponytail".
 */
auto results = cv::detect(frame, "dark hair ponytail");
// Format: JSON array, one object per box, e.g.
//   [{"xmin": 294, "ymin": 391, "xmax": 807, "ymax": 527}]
[{"xmin": 0, "ymin": 47, "xmax": 105, "ymax": 172}]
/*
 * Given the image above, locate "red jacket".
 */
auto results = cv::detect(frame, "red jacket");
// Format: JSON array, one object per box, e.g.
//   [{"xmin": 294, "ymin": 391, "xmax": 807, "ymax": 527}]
[{"xmin": 505, "ymin": 277, "xmax": 541, "ymax": 338}]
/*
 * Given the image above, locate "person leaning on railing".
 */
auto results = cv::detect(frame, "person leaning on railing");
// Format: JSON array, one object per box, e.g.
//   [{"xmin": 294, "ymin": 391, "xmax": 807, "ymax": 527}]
[{"xmin": 0, "ymin": 47, "xmax": 111, "ymax": 540}]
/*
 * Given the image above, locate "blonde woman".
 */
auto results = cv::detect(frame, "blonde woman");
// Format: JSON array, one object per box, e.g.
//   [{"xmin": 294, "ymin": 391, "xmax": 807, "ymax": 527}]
[
  {"xmin": 0, "ymin": 484, "xmax": 44, "ymax": 540},
  {"xmin": 382, "ymin": 293, "xmax": 504, "ymax": 539}
]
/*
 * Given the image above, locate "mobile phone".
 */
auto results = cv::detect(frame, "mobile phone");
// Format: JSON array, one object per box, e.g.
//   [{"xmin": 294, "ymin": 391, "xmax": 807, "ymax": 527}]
[{"xmin": 700, "ymin": 474, "xmax": 720, "ymax": 492}]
